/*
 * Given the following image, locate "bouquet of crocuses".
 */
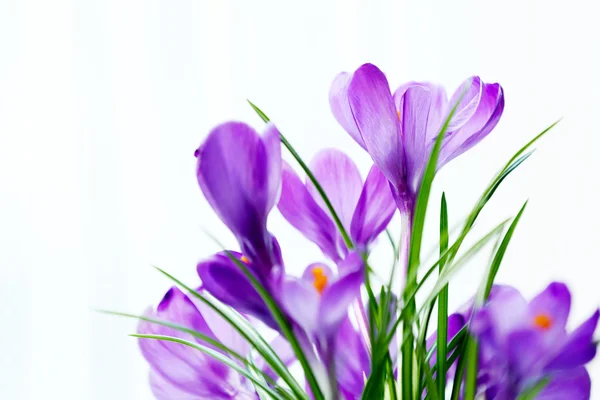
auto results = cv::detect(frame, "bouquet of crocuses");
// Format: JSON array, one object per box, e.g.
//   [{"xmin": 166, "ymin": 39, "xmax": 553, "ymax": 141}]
[{"xmin": 108, "ymin": 63, "xmax": 598, "ymax": 399}]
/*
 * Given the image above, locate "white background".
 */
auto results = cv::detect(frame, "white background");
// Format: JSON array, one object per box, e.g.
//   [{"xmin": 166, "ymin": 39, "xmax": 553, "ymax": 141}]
[{"xmin": 1, "ymin": 0, "xmax": 599, "ymax": 399}]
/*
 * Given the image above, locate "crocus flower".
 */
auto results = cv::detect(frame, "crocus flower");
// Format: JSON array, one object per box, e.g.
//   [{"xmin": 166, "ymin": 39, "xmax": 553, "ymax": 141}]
[
  {"xmin": 281, "ymin": 252, "xmax": 364, "ymax": 342},
  {"xmin": 195, "ymin": 121, "xmax": 283, "ymax": 276},
  {"xmin": 470, "ymin": 283, "xmax": 598, "ymax": 399},
  {"xmin": 137, "ymin": 286, "xmax": 257, "ymax": 400},
  {"xmin": 278, "ymin": 148, "xmax": 396, "ymax": 262},
  {"xmin": 280, "ymin": 252, "xmax": 365, "ymax": 398},
  {"xmin": 195, "ymin": 122, "xmax": 285, "ymax": 327},
  {"xmin": 329, "ymin": 63, "xmax": 504, "ymax": 213}
]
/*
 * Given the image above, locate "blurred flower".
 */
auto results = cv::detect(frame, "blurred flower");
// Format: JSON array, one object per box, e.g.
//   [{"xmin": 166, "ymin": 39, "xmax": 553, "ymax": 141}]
[
  {"xmin": 470, "ymin": 283, "xmax": 598, "ymax": 399},
  {"xmin": 278, "ymin": 148, "xmax": 395, "ymax": 262},
  {"xmin": 138, "ymin": 287, "xmax": 257, "ymax": 400},
  {"xmin": 329, "ymin": 63, "xmax": 504, "ymax": 213}
]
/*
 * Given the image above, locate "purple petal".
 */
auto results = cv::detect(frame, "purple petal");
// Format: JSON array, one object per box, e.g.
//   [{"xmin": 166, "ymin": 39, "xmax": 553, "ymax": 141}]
[
  {"xmin": 439, "ymin": 77, "xmax": 504, "ymax": 167},
  {"xmin": 196, "ymin": 122, "xmax": 282, "ymax": 270},
  {"xmin": 471, "ymin": 285, "xmax": 529, "ymax": 346},
  {"xmin": 329, "ymin": 72, "xmax": 366, "ymax": 149},
  {"xmin": 347, "ymin": 64, "xmax": 406, "ymax": 194},
  {"xmin": 545, "ymin": 310, "xmax": 599, "ymax": 371},
  {"xmin": 320, "ymin": 253, "xmax": 364, "ymax": 335},
  {"xmin": 350, "ymin": 165, "xmax": 396, "ymax": 247},
  {"xmin": 278, "ymin": 162, "xmax": 340, "ymax": 261},
  {"xmin": 506, "ymin": 329, "xmax": 546, "ymax": 376},
  {"xmin": 446, "ymin": 77, "xmax": 484, "ymax": 132},
  {"xmin": 280, "ymin": 278, "xmax": 320, "ymax": 334},
  {"xmin": 394, "ymin": 82, "xmax": 448, "ymax": 142},
  {"xmin": 149, "ymin": 370, "xmax": 201, "ymax": 400},
  {"xmin": 535, "ymin": 367, "xmax": 591, "ymax": 400},
  {"xmin": 335, "ymin": 316, "xmax": 370, "ymax": 397},
  {"xmin": 399, "ymin": 85, "xmax": 432, "ymax": 192},
  {"xmin": 306, "ymin": 148, "xmax": 363, "ymax": 231},
  {"xmin": 196, "ymin": 252, "xmax": 277, "ymax": 329}
]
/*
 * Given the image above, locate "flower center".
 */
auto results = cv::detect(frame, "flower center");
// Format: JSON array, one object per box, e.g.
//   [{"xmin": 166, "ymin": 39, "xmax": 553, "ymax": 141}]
[
  {"xmin": 311, "ymin": 267, "xmax": 328, "ymax": 294},
  {"xmin": 240, "ymin": 255, "xmax": 250, "ymax": 264},
  {"xmin": 534, "ymin": 314, "xmax": 553, "ymax": 330},
  {"xmin": 397, "ymin": 110, "xmax": 401, "ymax": 120}
]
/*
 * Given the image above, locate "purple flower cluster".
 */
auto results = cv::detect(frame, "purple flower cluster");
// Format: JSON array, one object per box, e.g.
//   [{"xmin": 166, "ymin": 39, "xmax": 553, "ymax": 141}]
[{"xmin": 135, "ymin": 63, "xmax": 597, "ymax": 399}]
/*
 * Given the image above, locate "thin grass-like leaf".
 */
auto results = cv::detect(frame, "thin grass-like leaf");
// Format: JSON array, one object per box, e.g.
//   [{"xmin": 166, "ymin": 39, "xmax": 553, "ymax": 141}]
[
  {"xmin": 436, "ymin": 193, "xmax": 450, "ymax": 397},
  {"xmin": 133, "ymin": 333, "xmax": 282, "ymax": 400},
  {"xmin": 450, "ymin": 340, "xmax": 468, "ymax": 400}
]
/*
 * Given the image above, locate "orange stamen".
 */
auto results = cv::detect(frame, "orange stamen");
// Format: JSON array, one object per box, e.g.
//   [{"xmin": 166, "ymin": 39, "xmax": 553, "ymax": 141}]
[
  {"xmin": 311, "ymin": 267, "xmax": 328, "ymax": 294},
  {"xmin": 534, "ymin": 314, "xmax": 552, "ymax": 330},
  {"xmin": 397, "ymin": 110, "xmax": 401, "ymax": 120},
  {"xmin": 240, "ymin": 255, "xmax": 249, "ymax": 264}
]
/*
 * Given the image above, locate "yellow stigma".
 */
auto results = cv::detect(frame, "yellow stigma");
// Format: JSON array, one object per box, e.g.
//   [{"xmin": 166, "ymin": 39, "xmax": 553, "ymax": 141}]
[
  {"xmin": 534, "ymin": 314, "xmax": 552, "ymax": 330},
  {"xmin": 240, "ymin": 255, "xmax": 250, "ymax": 264},
  {"xmin": 311, "ymin": 267, "xmax": 328, "ymax": 294},
  {"xmin": 397, "ymin": 110, "xmax": 401, "ymax": 120}
]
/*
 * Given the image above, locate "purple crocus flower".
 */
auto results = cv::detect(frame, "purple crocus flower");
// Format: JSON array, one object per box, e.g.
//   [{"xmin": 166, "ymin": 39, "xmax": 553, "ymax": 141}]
[
  {"xmin": 281, "ymin": 252, "xmax": 364, "ymax": 342},
  {"xmin": 137, "ymin": 287, "xmax": 258, "ymax": 400},
  {"xmin": 329, "ymin": 63, "xmax": 504, "ymax": 213},
  {"xmin": 280, "ymin": 252, "xmax": 365, "ymax": 396},
  {"xmin": 470, "ymin": 283, "xmax": 599, "ymax": 399},
  {"xmin": 195, "ymin": 122, "xmax": 285, "ymax": 327},
  {"xmin": 195, "ymin": 121, "xmax": 283, "ymax": 277},
  {"xmin": 278, "ymin": 148, "xmax": 396, "ymax": 262}
]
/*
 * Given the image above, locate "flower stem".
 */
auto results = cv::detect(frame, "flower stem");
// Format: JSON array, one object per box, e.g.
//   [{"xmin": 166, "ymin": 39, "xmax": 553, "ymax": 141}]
[{"xmin": 399, "ymin": 211, "xmax": 414, "ymax": 400}]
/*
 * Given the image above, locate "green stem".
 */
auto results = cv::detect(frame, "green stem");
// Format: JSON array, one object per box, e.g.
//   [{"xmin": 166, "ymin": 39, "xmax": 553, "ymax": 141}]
[
  {"xmin": 400, "ymin": 211, "xmax": 414, "ymax": 400},
  {"xmin": 437, "ymin": 193, "xmax": 449, "ymax": 397}
]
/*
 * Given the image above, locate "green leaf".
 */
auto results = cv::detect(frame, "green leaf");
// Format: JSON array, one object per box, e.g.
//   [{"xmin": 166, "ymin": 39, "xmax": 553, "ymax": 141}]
[
  {"xmin": 450, "ymin": 340, "xmax": 468, "ymax": 400},
  {"xmin": 133, "ymin": 333, "xmax": 283, "ymax": 400},
  {"xmin": 153, "ymin": 266, "xmax": 309, "ymax": 400},
  {"xmin": 462, "ymin": 339, "xmax": 479, "ymax": 400},
  {"xmin": 436, "ymin": 192, "xmax": 450, "ymax": 397}
]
